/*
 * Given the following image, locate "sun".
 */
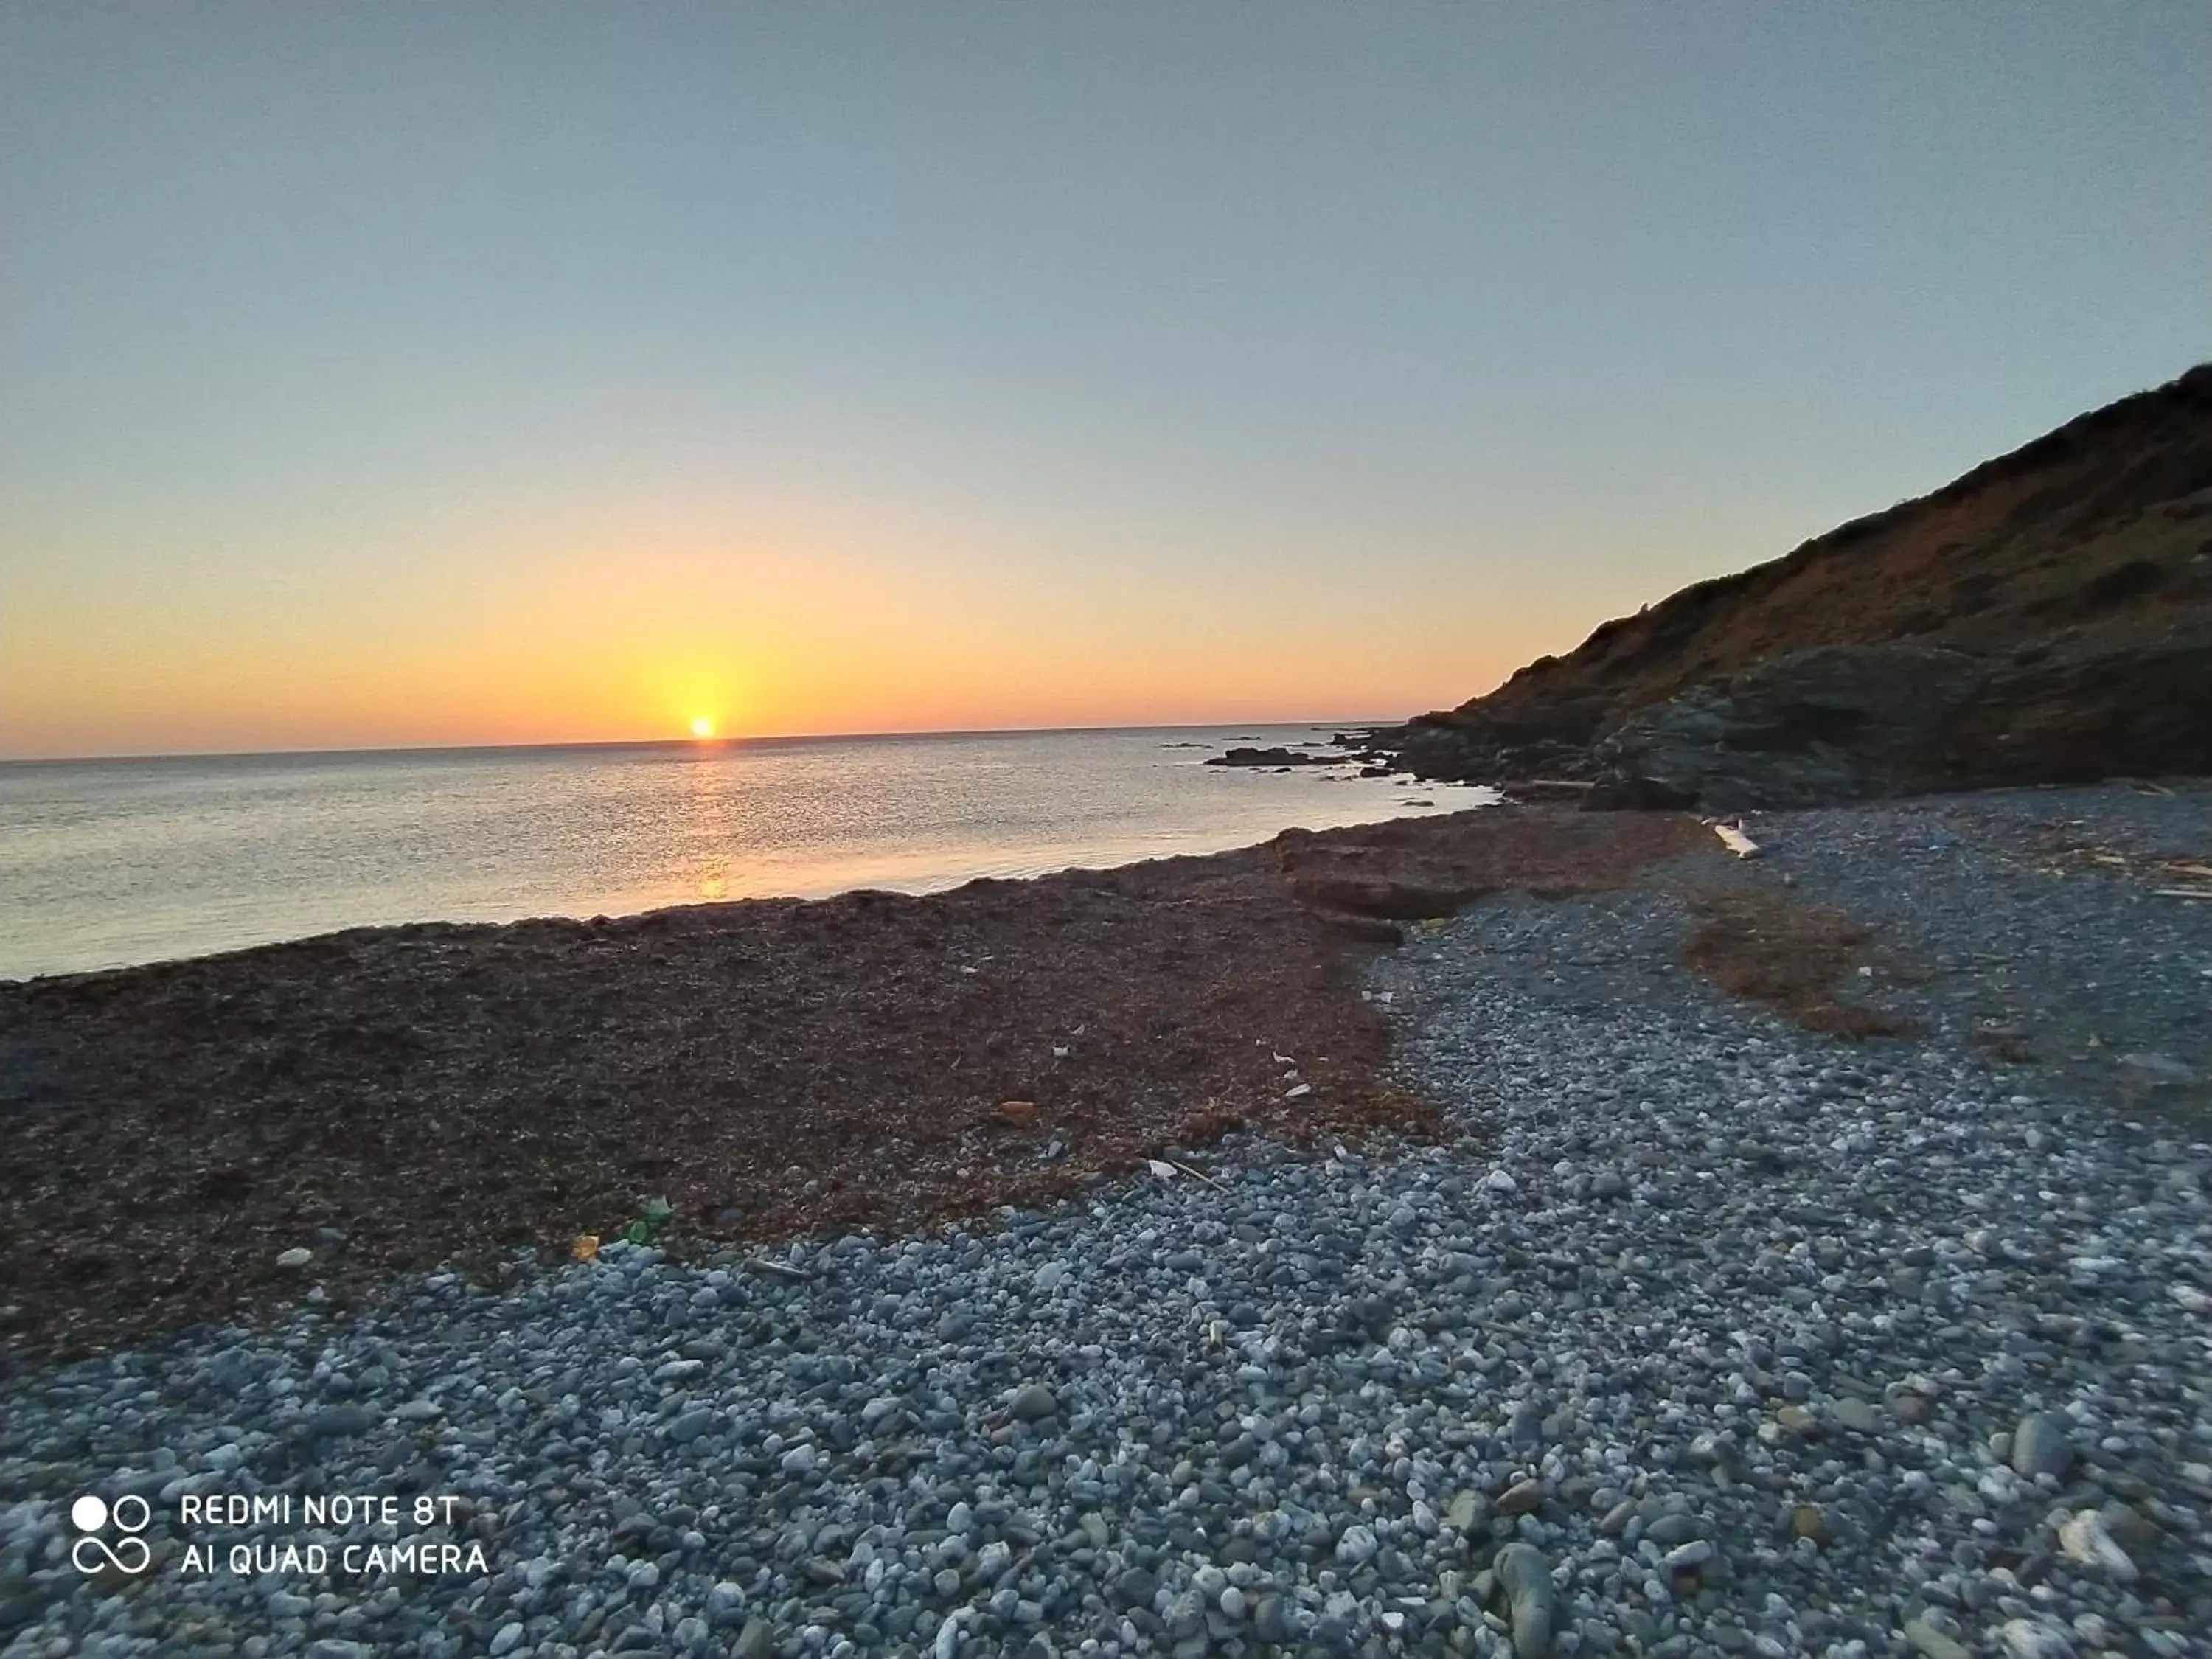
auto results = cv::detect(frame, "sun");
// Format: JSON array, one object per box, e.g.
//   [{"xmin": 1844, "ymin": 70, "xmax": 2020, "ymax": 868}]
[{"xmin": 689, "ymin": 716, "xmax": 715, "ymax": 739}]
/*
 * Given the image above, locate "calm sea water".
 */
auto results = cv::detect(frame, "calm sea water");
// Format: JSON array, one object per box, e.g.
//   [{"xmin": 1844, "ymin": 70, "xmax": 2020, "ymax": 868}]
[{"xmin": 0, "ymin": 724, "xmax": 1490, "ymax": 980}]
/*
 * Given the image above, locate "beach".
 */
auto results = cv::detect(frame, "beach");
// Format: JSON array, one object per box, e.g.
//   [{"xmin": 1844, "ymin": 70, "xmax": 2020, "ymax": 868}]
[{"xmin": 4, "ymin": 784, "xmax": 2209, "ymax": 1658}]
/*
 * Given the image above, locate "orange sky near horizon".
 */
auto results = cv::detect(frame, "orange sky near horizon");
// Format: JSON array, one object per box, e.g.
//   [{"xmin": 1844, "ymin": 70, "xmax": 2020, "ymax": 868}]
[{"xmin": 1, "ymin": 498, "xmax": 1575, "ymax": 760}]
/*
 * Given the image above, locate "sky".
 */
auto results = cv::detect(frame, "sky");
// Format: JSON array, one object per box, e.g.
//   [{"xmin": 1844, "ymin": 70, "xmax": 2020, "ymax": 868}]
[{"xmin": 3, "ymin": 4, "xmax": 2207, "ymax": 760}]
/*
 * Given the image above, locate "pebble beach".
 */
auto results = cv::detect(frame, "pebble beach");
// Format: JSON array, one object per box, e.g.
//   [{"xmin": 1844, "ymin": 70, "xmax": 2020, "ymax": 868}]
[{"xmin": 4, "ymin": 785, "xmax": 2208, "ymax": 1659}]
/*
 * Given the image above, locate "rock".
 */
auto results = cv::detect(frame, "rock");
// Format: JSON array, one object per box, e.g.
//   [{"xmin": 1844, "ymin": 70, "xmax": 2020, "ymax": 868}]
[
  {"xmin": 1661, "ymin": 1540, "xmax": 1711, "ymax": 1572},
  {"xmin": 2010, "ymin": 1413, "xmax": 2073, "ymax": 1480},
  {"xmin": 1644, "ymin": 1514, "xmax": 1701, "ymax": 1548},
  {"xmin": 1334, "ymin": 1523, "xmax": 1380, "ymax": 1565},
  {"xmin": 1492, "ymin": 1541, "xmax": 1554, "ymax": 1657},
  {"xmin": 1831, "ymin": 1396, "xmax": 1880, "ymax": 1433},
  {"xmin": 1999, "ymin": 1621, "xmax": 2077, "ymax": 1659},
  {"xmin": 1499, "ymin": 779, "xmax": 1596, "ymax": 803},
  {"xmin": 1114, "ymin": 1567, "xmax": 1157, "ymax": 1610},
  {"xmin": 2116, "ymin": 1052, "xmax": 2199, "ymax": 1107},
  {"xmin": 304, "ymin": 1405, "xmax": 372, "ymax": 1439},
  {"xmin": 1205, "ymin": 747, "xmax": 1332, "ymax": 768},
  {"xmin": 1498, "ymin": 1478, "xmax": 1545, "ymax": 1515},
  {"xmin": 2056, "ymin": 1508, "xmax": 2137, "ymax": 1579},
  {"xmin": 733, "ymin": 1616, "xmax": 773, "ymax": 1659},
  {"xmin": 1891, "ymin": 1391, "xmax": 1933, "ymax": 1425},
  {"xmin": 1588, "ymin": 644, "xmax": 1988, "ymax": 809},
  {"xmin": 488, "ymin": 1623, "xmax": 525, "ymax": 1658},
  {"xmin": 706, "ymin": 1582, "xmax": 747, "ymax": 1624},
  {"xmin": 1253, "ymin": 1593, "xmax": 1290, "ymax": 1644},
  {"xmin": 1008, "ymin": 1382, "xmax": 1058, "ymax": 1422},
  {"xmin": 998, "ymin": 1099, "xmax": 1038, "ymax": 1124},
  {"xmin": 2116, "ymin": 1051, "xmax": 2196, "ymax": 1086},
  {"xmin": 1903, "ymin": 1616, "xmax": 1973, "ymax": 1659},
  {"xmin": 1790, "ymin": 1504, "xmax": 1830, "ymax": 1545},
  {"xmin": 1445, "ymin": 1491, "xmax": 1487, "ymax": 1533},
  {"xmin": 667, "ymin": 1409, "xmax": 713, "ymax": 1444},
  {"xmin": 2098, "ymin": 1500, "xmax": 2160, "ymax": 1553},
  {"xmin": 276, "ymin": 1247, "xmax": 313, "ymax": 1270}
]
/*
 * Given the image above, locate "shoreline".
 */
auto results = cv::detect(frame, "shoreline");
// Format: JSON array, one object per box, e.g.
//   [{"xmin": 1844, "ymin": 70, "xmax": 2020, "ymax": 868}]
[
  {"xmin": 0, "ymin": 804, "xmax": 1703, "ymax": 1363},
  {"xmin": 0, "ymin": 731, "xmax": 1494, "ymax": 986},
  {"xmin": 9, "ymin": 783, "xmax": 2206, "ymax": 1367}
]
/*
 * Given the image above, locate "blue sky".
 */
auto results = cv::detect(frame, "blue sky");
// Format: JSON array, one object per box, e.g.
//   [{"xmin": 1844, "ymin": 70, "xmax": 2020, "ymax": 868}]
[{"xmin": 3, "ymin": 3, "xmax": 2206, "ymax": 757}]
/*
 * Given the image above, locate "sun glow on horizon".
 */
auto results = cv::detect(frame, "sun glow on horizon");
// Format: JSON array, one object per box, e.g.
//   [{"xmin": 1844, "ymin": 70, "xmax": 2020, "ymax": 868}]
[{"xmin": 689, "ymin": 715, "xmax": 715, "ymax": 739}]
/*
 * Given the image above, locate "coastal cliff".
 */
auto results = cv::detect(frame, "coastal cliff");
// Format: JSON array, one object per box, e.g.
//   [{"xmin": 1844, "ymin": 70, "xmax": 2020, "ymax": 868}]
[{"xmin": 1363, "ymin": 364, "xmax": 2212, "ymax": 807}]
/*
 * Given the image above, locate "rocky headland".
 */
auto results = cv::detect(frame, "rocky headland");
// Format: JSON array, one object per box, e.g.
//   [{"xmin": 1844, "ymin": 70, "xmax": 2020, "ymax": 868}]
[{"xmin": 1354, "ymin": 366, "xmax": 2212, "ymax": 808}]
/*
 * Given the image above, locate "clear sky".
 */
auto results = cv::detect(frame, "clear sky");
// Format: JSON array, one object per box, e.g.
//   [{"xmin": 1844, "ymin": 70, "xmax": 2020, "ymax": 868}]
[{"xmin": 3, "ymin": 3, "xmax": 2206, "ymax": 759}]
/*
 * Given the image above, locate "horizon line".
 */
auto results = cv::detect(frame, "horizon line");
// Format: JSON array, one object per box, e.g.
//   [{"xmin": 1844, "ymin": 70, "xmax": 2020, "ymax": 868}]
[{"xmin": 0, "ymin": 714, "xmax": 1410, "ymax": 769}]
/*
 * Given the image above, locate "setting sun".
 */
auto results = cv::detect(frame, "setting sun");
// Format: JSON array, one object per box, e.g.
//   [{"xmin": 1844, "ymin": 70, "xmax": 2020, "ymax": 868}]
[{"xmin": 689, "ymin": 716, "xmax": 714, "ymax": 739}]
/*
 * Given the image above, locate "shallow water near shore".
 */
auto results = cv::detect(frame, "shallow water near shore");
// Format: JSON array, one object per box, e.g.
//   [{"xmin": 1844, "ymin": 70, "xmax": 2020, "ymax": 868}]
[{"xmin": 0, "ymin": 723, "xmax": 1487, "ymax": 979}]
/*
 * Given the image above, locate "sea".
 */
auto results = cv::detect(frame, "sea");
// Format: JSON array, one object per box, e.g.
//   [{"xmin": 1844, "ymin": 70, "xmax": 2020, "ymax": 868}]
[{"xmin": 0, "ymin": 723, "xmax": 1492, "ymax": 981}]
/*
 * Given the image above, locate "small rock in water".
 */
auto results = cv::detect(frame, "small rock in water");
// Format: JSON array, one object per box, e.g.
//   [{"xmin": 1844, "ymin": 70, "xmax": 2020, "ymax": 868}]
[{"xmin": 276, "ymin": 1247, "xmax": 313, "ymax": 1270}]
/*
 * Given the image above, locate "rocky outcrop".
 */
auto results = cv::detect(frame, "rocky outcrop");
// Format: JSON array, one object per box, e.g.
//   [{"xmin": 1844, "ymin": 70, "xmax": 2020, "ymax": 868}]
[
  {"xmin": 1204, "ymin": 746, "xmax": 1332, "ymax": 768},
  {"xmin": 1360, "ymin": 364, "xmax": 2212, "ymax": 807},
  {"xmin": 1587, "ymin": 630, "xmax": 2212, "ymax": 807},
  {"xmin": 1586, "ymin": 644, "xmax": 1983, "ymax": 808}
]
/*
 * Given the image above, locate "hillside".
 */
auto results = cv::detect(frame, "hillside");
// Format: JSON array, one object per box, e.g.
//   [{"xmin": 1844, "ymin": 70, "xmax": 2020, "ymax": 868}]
[{"xmin": 1373, "ymin": 364, "xmax": 2212, "ymax": 806}]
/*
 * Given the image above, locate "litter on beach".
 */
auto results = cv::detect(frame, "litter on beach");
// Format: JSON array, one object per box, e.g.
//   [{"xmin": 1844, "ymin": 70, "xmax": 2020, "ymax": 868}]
[
  {"xmin": 1712, "ymin": 821, "xmax": 1762, "ymax": 858},
  {"xmin": 745, "ymin": 1258, "xmax": 815, "ymax": 1284}
]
